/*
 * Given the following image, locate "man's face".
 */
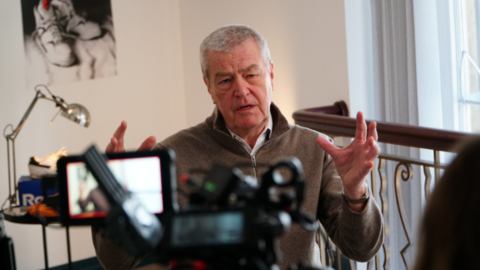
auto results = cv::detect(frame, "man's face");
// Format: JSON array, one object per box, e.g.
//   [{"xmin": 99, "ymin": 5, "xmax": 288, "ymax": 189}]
[{"xmin": 205, "ymin": 39, "xmax": 274, "ymax": 138}]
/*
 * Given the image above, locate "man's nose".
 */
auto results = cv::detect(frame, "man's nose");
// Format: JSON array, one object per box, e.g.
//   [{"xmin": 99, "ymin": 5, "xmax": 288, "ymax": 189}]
[{"xmin": 233, "ymin": 77, "xmax": 250, "ymax": 98}]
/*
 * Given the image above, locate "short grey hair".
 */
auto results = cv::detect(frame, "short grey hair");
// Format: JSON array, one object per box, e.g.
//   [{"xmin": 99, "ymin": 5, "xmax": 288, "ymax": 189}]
[{"xmin": 200, "ymin": 25, "xmax": 272, "ymax": 85}]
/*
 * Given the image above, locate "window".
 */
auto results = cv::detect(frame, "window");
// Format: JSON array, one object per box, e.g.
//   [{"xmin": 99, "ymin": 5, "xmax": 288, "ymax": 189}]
[{"xmin": 453, "ymin": 0, "xmax": 480, "ymax": 132}]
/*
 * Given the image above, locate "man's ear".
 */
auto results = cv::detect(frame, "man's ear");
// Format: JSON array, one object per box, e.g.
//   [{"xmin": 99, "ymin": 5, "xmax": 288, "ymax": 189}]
[
  {"xmin": 204, "ymin": 78, "xmax": 216, "ymax": 105},
  {"xmin": 269, "ymin": 61, "xmax": 275, "ymax": 91}
]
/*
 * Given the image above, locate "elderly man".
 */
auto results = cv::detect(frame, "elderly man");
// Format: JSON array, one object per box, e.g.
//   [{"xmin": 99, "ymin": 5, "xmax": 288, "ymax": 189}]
[{"xmin": 93, "ymin": 25, "xmax": 383, "ymax": 269}]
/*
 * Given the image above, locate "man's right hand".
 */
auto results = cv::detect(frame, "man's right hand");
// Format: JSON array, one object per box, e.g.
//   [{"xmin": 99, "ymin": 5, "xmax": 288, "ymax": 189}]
[{"xmin": 106, "ymin": 121, "xmax": 157, "ymax": 153}]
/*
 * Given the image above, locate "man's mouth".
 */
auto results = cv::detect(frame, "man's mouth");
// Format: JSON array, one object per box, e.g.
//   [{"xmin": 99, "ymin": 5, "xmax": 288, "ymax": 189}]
[{"xmin": 239, "ymin": 105, "xmax": 253, "ymax": 110}]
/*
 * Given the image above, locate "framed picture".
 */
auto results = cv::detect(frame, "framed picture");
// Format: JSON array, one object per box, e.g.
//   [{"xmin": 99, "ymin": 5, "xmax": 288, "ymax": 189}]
[{"xmin": 21, "ymin": 0, "xmax": 116, "ymax": 87}]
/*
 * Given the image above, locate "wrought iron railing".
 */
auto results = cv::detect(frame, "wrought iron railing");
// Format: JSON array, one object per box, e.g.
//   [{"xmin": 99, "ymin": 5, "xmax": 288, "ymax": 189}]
[{"xmin": 293, "ymin": 101, "xmax": 474, "ymax": 270}]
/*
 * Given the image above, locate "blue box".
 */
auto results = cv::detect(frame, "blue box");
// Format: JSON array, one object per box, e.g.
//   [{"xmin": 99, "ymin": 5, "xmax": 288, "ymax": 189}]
[{"xmin": 18, "ymin": 176, "xmax": 57, "ymax": 206}]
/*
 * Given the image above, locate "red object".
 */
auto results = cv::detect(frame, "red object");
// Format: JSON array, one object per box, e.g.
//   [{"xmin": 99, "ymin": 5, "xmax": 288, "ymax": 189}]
[
  {"xmin": 192, "ymin": 260, "xmax": 207, "ymax": 270},
  {"xmin": 43, "ymin": 0, "xmax": 50, "ymax": 10},
  {"xmin": 179, "ymin": 173, "xmax": 190, "ymax": 183},
  {"xmin": 170, "ymin": 260, "xmax": 179, "ymax": 268}
]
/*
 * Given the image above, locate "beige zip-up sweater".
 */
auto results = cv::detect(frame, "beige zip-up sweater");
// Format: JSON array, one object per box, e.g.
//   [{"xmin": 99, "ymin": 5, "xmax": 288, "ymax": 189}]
[{"xmin": 92, "ymin": 103, "xmax": 383, "ymax": 270}]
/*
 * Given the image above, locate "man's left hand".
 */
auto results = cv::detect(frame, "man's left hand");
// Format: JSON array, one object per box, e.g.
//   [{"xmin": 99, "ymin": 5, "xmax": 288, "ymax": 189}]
[{"xmin": 316, "ymin": 111, "xmax": 380, "ymax": 211}]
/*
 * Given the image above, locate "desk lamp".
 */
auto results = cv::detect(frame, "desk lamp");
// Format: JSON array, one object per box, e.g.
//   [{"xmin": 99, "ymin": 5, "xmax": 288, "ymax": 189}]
[{"xmin": 2, "ymin": 85, "xmax": 91, "ymax": 210}]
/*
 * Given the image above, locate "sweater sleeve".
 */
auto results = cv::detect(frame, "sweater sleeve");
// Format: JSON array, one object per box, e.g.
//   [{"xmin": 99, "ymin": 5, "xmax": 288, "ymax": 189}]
[
  {"xmin": 91, "ymin": 226, "xmax": 146, "ymax": 270},
  {"xmin": 317, "ymin": 152, "xmax": 384, "ymax": 262}
]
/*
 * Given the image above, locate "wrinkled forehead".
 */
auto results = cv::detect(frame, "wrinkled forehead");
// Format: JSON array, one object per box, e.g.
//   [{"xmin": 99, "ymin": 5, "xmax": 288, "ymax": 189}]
[{"xmin": 207, "ymin": 40, "xmax": 264, "ymax": 67}]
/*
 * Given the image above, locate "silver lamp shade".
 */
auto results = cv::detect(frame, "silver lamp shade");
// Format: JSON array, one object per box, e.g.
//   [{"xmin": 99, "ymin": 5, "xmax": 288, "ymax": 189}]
[{"xmin": 61, "ymin": 103, "xmax": 91, "ymax": 127}]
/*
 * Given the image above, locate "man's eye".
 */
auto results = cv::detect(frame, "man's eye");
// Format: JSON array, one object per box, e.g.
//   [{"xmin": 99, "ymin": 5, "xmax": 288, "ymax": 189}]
[{"xmin": 219, "ymin": 79, "xmax": 230, "ymax": 84}]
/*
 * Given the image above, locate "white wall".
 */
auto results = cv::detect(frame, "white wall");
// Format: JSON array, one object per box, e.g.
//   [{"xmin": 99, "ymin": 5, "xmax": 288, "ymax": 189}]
[
  {"xmin": 0, "ymin": 0, "xmax": 350, "ymax": 268},
  {"xmin": 179, "ymin": 0, "xmax": 350, "ymax": 125},
  {"xmin": 0, "ymin": 1, "xmax": 186, "ymax": 269}
]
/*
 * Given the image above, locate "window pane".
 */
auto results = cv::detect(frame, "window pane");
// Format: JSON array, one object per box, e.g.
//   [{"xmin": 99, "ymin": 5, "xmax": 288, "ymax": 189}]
[
  {"xmin": 457, "ymin": 0, "xmax": 480, "ymax": 132},
  {"xmin": 466, "ymin": 104, "xmax": 480, "ymax": 132},
  {"xmin": 463, "ymin": 0, "xmax": 479, "ymax": 95}
]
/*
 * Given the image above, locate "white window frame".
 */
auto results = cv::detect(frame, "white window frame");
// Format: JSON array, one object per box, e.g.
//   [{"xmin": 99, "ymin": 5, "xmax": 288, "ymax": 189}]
[{"xmin": 451, "ymin": 0, "xmax": 480, "ymax": 132}]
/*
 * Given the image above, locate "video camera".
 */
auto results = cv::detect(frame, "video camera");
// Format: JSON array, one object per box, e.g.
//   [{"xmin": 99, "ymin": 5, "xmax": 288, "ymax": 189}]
[{"xmin": 54, "ymin": 145, "xmax": 332, "ymax": 270}]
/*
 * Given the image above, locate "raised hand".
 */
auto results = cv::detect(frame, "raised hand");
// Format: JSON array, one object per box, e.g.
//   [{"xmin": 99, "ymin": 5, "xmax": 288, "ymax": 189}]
[
  {"xmin": 316, "ymin": 112, "xmax": 380, "ymax": 208},
  {"xmin": 106, "ymin": 121, "xmax": 157, "ymax": 153}
]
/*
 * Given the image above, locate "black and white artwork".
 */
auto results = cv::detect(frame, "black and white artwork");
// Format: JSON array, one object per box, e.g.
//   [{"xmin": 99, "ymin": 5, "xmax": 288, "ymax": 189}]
[{"xmin": 21, "ymin": 0, "xmax": 116, "ymax": 88}]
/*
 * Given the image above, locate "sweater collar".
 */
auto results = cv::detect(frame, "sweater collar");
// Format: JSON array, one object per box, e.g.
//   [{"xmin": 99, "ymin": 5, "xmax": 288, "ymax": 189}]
[{"xmin": 209, "ymin": 102, "xmax": 291, "ymax": 140}]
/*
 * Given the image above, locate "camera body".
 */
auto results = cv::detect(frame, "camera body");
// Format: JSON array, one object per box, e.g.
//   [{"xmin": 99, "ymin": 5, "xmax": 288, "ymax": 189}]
[
  {"xmin": 54, "ymin": 145, "xmax": 329, "ymax": 270},
  {"xmin": 155, "ymin": 158, "xmax": 322, "ymax": 269},
  {"xmin": 159, "ymin": 207, "xmax": 286, "ymax": 268}
]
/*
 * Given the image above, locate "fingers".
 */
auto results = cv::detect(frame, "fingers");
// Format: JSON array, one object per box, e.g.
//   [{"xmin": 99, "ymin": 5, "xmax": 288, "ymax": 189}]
[
  {"xmin": 106, "ymin": 121, "xmax": 157, "ymax": 153},
  {"xmin": 366, "ymin": 121, "xmax": 380, "ymax": 161},
  {"xmin": 368, "ymin": 121, "xmax": 378, "ymax": 142},
  {"xmin": 355, "ymin": 112, "xmax": 379, "ymax": 143},
  {"xmin": 365, "ymin": 137, "xmax": 381, "ymax": 161},
  {"xmin": 113, "ymin": 120, "xmax": 127, "ymax": 143},
  {"xmin": 106, "ymin": 137, "xmax": 119, "ymax": 153},
  {"xmin": 106, "ymin": 121, "xmax": 127, "ymax": 153},
  {"xmin": 354, "ymin": 111, "xmax": 367, "ymax": 142},
  {"xmin": 138, "ymin": 136, "xmax": 157, "ymax": 151},
  {"xmin": 316, "ymin": 136, "xmax": 339, "ymax": 158},
  {"xmin": 106, "ymin": 136, "xmax": 125, "ymax": 153}
]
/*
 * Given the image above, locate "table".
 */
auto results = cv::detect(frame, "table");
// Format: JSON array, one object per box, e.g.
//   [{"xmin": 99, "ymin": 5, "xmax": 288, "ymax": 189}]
[{"xmin": 1, "ymin": 206, "xmax": 72, "ymax": 270}]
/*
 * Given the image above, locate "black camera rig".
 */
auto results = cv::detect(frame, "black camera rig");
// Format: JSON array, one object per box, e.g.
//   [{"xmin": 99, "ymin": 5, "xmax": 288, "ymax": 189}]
[{"xmin": 82, "ymin": 145, "xmax": 333, "ymax": 270}]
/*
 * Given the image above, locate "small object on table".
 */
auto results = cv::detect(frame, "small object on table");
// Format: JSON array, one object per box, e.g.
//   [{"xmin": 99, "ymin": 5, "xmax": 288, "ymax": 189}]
[{"xmin": 27, "ymin": 204, "xmax": 59, "ymax": 218}]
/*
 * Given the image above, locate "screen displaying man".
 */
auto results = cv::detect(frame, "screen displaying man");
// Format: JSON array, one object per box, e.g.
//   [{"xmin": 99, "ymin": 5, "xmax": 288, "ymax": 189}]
[{"xmin": 67, "ymin": 157, "xmax": 163, "ymax": 218}]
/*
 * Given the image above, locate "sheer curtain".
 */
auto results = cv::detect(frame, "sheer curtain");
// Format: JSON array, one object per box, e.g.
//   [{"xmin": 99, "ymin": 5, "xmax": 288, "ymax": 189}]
[
  {"xmin": 371, "ymin": 1, "xmax": 422, "ymax": 269},
  {"xmin": 346, "ymin": 0, "xmax": 452, "ymax": 269}
]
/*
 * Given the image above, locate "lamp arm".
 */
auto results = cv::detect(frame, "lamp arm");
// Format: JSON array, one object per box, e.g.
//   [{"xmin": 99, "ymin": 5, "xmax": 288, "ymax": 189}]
[
  {"xmin": 5, "ymin": 89, "xmax": 63, "ymax": 141},
  {"xmin": 6, "ymin": 91, "xmax": 45, "ymax": 141},
  {"xmin": 3, "ymin": 90, "xmax": 43, "ymax": 207}
]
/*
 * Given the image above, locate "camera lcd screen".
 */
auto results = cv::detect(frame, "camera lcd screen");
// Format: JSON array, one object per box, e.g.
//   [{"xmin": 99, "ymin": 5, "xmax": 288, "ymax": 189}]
[
  {"xmin": 66, "ymin": 157, "xmax": 162, "ymax": 219},
  {"xmin": 57, "ymin": 149, "xmax": 177, "ymax": 226},
  {"xmin": 171, "ymin": 212, "xmax": 244, "ymax": 247}
]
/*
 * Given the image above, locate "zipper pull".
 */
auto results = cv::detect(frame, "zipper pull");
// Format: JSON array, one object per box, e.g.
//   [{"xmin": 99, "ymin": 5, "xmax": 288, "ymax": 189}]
[{"xmin": 251, "ymin": 155, "xmax": 257, "ymax": 180}]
